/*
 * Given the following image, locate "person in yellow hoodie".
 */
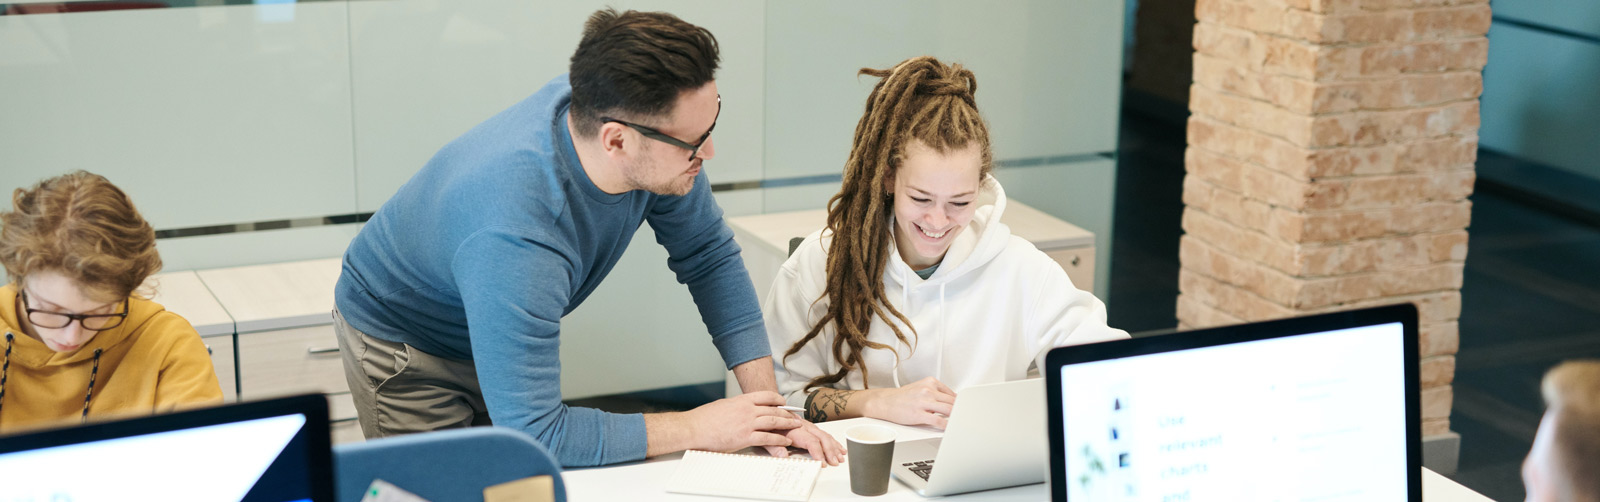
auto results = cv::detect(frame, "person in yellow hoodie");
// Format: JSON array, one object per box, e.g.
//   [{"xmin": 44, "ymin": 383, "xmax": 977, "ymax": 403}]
[{"xmin": 0, "ymin": 170, "xmax": 222, "ymax": 433}]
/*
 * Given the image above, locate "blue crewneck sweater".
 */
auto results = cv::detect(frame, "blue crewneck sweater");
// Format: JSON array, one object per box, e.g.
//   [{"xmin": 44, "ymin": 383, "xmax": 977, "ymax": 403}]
[{"xmin": 334, "ymin": 75, "xmax": 768, "ymax": 467}]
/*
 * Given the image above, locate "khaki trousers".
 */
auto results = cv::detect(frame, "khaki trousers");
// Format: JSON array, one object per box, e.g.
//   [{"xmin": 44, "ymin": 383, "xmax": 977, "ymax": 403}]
[{"xmin": 333, "ymin": 307, "xmax": 491, "ymax": 439}]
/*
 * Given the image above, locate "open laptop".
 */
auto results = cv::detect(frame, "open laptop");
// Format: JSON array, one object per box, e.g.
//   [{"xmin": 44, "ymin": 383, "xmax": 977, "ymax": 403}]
[
  {"xmin": 1044, "ymin": 304, "xmax": 1422, "ymax": 502},
  {"xmin": 0, "ymin": 394, "xmax": 334, "ymax": 502},
  {"xmin": 889, "ymin": 378, "xmax": 1048, "ymax": 496}
]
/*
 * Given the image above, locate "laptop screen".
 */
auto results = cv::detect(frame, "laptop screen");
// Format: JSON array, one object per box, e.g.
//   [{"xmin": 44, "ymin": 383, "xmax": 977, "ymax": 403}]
[
  {"xmin": 0, "ymin": 394, "xmax": 332, "ymax": 502},
  {"xmin": 1047, "ymin": 305, "xmax": 1420, "ymax": 502}
]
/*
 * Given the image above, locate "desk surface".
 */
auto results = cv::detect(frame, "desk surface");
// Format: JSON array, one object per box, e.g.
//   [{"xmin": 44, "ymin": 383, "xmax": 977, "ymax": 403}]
[
  {"xmin": 145, "ymin": 270, "xmax": 233, "ymax": 337},
  {"xmin": 562, "ymin": 417, "xmax": 1493, "ymax": 502},
  {"xmin": 195, "ymin": 257, "xmax": 342, "ymax": 333}
]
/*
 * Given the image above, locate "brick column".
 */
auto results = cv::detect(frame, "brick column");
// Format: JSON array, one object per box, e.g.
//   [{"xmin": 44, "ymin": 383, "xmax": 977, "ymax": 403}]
[{"xmin": 1178, "ymin": 0, "xmax": 1490, "ymax": 439}]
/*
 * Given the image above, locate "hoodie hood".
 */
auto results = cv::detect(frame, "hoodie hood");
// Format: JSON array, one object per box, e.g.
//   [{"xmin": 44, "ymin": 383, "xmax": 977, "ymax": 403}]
[
  {"xmin": 1, "ymin": 283, "xmax": 165, "ymax": 368},
  {"xmin": 1, "ymin": 281, "xmax": 222, "ymax": 433},
  {"xmin": 885, "ymin": 174, "xmax": 1012, "ymax": 288}
]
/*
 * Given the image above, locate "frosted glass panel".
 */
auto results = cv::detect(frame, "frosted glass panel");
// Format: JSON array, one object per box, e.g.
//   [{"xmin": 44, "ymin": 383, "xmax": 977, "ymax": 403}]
[
  {"xmin": 156, "ymin": 224, "xmax": 362, "ymax": 272},
  {"xmin": 0, "ymin": 4, "xmax": 356, "ymax": 229},
  {"xmin": 762, "ymin": 181, "xmax": 844, "ymax": 214},
  {"xmin": 994, "ymin": 158, "xmax": 1117, "ymax": 299},
  {"xmin": 762, "ymin": 0, "xmax": 1123, "ymax": 180},
  {"xmin": 1480, "ymin": 24, "xmax": 1600, "ymax": 181},
  {"xmin": 1492, "ymin": 0, "xmax": 1600, "ymax": 40},
  {"xmin": 349, "ymin": 0, "xmax": 765, "ymax": 211}
]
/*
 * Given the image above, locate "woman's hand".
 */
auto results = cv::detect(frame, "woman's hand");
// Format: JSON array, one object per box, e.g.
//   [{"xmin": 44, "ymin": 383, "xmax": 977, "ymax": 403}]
[{"xmin": 863, "ymin": 377, "xmax": 957, "ymax": 429}]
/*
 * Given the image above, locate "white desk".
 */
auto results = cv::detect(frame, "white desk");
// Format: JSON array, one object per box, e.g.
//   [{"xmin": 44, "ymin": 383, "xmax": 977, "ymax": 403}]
[
  {"xmin": 195, "ymin": 257, "xmax": 342, "ymax": 332},
  {"xmin": 563, "ymin": 417, "xmax": 1493, "ymax": 502}
]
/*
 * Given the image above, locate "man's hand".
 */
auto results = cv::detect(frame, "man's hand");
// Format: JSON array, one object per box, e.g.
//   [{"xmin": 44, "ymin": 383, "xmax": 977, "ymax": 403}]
[
  {"xmin": 762, "ymin": 420, "xmax": 845, "ymax": 465},
  {"xmin": 679, "ymin": 391, "xmax": 806, "ymax": 453},
  {"xmin": 863, "ymin": 376, "xmax": 957, "ymax": 430}
]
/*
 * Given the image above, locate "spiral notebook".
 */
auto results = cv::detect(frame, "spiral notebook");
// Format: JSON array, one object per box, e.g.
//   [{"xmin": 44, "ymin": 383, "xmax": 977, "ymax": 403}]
[{"xmin": 665, "ymin": 450, "xmax": 823, "ymax": 501}]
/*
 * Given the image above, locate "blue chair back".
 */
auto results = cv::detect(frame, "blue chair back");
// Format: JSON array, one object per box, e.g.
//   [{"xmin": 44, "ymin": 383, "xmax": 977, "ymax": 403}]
[{"xmin": 333, "ymin": 426, "xmax": 566, "ymax": 502}]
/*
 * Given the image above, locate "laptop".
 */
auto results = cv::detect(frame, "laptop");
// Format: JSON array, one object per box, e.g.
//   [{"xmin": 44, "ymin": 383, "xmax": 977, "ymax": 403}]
[
  {"xmin": 1044, "ymin": 304, "xmax": 1422, "ymax": 502},
  {"xmin": 889, "ymin": 378, "xmax": 1048, "ymax": 496},
  {"xmin": 0, "ymin": 394, "xmax": 334, "ymax": 502}
]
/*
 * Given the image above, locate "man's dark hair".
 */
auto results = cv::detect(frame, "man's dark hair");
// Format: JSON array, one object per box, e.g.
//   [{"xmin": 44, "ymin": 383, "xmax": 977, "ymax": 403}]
[{"xmin": 569, "ymin": 8, "xmax": 720, "ymax": 138}]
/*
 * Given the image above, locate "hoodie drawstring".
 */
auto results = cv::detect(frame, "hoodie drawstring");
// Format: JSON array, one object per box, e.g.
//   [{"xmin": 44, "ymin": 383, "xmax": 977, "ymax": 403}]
[
  {"xmin": 894, "ymin": 268, "xmax": 910, "ymax": 388},
  {"xmin": 0, "ymin": 332, "xmax": 102, "ymax": 426},
  {"xmin": 1, "ymin": 332, "xmax": 12, "ymax": 418},
  {"xmin": 937, "ymin": 282, "xmax": 946, "ymax": 385},
  {"xmin": 82, "ymin": 348, "xmax": 102, "ymax": 422},
  {"xmin": 891, "ymin": 273, "xmax": 948, "ymax": 389}
]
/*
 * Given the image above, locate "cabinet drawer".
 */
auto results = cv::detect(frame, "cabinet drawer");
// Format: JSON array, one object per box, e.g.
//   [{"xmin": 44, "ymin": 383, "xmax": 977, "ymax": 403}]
[
  {"xmin": 1045, "ymin": 246, "xmax": 1096, "ymax": 293},
  {"xmin": 237, "ymin": 325, "xmax": 349, "ymax": 399},
  {"xmin": 328, "ymin": 392, "xmax": 364, "ymax": 445},
  {"xmin": 203, "ymin": 334, "xmax": 237, "ymax": 402},
  {"xmin": 332, "ymin": 419, "xmax": 365, "ymax": 445}
]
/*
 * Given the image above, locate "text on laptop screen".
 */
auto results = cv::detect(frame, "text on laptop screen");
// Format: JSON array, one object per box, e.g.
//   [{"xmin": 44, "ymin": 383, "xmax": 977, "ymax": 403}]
[
  {"xmin": 0, "ymin": 413, "xmax": 317, "ymax": 502},
  {"xmin": 1058, "ymin": 323, "xmax": 1407, "ymax": 502}
]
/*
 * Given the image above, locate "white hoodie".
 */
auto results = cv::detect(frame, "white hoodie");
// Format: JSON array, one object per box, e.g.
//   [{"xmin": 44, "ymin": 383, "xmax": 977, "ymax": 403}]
[{"xmin": 765, "ymin": 175, "xmax": 1129, "ymax": 409}]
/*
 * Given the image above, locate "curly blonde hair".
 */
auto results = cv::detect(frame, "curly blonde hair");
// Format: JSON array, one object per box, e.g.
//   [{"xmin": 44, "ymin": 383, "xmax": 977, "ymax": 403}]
[{"xmin": 0, "ymin": 171, "xmax": 161, "ymax": 300}]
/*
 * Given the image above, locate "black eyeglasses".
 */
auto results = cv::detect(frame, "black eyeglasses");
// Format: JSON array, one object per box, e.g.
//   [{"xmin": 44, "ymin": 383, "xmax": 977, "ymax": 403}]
[
  {"xmin": 19, "ymin": 289, "xmax": 128, "ymax": 331},
  {"xmin": 601, "ymin": 95, "xmax": 721, "ymax": 161}
]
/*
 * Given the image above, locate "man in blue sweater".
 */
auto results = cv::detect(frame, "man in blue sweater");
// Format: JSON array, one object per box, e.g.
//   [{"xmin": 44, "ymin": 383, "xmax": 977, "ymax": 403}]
[{"xmin": 332, "ymin": 8, "xmax": 842, "ymax": 467}]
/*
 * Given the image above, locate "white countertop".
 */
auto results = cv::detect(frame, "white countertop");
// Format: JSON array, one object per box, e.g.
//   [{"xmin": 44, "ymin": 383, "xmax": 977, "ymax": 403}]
[{"xmin": 195, "ymin": 257, "xmax": 342, "ymax": 333}]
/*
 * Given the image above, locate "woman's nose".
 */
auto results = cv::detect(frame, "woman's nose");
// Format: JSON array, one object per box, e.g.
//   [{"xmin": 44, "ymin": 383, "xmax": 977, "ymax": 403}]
[{"xmin": 927, "ymin": 207, "xmax": 948, "ymax": 228}]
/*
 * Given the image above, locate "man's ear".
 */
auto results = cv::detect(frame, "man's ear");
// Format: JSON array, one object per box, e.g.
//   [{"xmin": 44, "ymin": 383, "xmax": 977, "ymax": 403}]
[{"xmin": 599, "ymin": 122, "xmax": 629, "ymax": 160}]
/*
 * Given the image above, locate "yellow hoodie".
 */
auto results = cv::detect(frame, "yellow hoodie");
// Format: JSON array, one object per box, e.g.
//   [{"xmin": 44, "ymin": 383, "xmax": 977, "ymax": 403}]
[{"xmin": 0, "ymin": 283, "xmax": 223, "ymax": 434}]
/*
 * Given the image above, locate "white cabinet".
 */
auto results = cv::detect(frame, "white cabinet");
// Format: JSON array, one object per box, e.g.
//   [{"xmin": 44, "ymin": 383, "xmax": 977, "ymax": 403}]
[
  {"xmin": 203, "ymin": 334, "xmax": 237, "ymax": 402},
  {"xmin": 194, "ymin": 258, "xmax": 359, "ymax": 443},
  {"xmin": 328, "ymin": 392, "xmax": 364, "ymax": 445},
  {"xmin": 236, "ymin": 325, "xmax": 348, "ymax": 399}
]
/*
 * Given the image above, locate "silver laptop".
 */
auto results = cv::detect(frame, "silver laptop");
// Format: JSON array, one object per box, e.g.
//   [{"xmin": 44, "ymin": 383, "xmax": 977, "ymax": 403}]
[{"xmin": 890, "ymin": 378, "xmax": 1047, "ymax": 496}]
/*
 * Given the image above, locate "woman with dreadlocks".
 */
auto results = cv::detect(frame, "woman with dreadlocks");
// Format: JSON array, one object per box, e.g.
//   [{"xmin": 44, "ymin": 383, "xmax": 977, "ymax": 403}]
[
  {"xmin": 765, "ymin": 57, "xmax": 1128, "ymax": 429},
  {"xmin": 0, "ymin": 171, "xmax": 221, "ymax": 433}
]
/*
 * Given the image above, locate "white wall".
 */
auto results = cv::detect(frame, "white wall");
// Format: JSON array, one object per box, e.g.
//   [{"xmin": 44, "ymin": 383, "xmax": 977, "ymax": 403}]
[{"xmin": 0, "ymin": 0, "xmax": 1123, "ymax": 397}]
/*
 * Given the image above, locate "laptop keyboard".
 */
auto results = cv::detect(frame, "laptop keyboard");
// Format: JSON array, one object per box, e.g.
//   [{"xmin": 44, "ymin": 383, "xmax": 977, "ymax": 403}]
[{"xmin": 903, "ymin": 459, "xmax": 935, "ymax": 481}]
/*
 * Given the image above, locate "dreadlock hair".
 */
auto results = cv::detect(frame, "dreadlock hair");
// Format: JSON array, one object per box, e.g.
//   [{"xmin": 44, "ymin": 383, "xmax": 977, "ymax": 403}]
[{"xmin": 783, "ymin": 56, "xmax": 994, "ymax": 392}]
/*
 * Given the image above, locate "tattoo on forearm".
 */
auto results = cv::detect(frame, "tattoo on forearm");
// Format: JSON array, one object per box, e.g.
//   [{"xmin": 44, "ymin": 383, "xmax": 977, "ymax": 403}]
[{"xmin": 806, "ymin": 389, "xmax": 856, "ymax": 422}]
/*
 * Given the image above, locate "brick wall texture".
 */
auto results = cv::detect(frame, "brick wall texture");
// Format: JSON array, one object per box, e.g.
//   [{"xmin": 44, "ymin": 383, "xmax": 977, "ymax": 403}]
[{"xmin": 1179, "ymin": 0, "xmax": 1490, "ymax": 437}]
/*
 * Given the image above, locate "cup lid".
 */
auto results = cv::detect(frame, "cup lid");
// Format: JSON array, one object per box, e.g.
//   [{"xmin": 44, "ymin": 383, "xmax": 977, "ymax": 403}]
[{"xmin": 846, "ymin": 424, "xmax": 897, "ymax": 444}]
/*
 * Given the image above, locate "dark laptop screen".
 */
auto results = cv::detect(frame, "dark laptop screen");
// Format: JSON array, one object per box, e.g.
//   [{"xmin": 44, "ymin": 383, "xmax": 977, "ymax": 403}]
[
  {"xmin": 1047, "ymin": 305, "xmax": 1421, "ymax": 502},
  {"xmin": 0, "ymin": 394, "xmax": 332, "ymax": 502}
]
